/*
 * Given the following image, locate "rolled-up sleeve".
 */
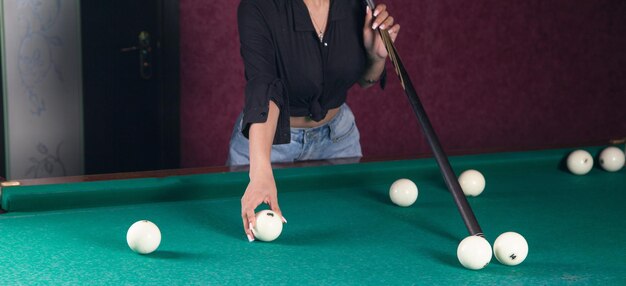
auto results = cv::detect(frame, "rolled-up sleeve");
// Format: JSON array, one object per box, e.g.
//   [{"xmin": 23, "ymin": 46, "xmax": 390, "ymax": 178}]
[{"xmin": 238, "ymin": 1, "xmax": 290, "ymax": 144}]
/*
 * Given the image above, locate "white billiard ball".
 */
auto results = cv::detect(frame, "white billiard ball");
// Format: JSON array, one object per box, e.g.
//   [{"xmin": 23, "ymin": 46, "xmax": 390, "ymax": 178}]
[
  {"xmin": 493, "ymin": 232, "xmax": 528, "ymax": 266},
  {"xmin": 127, "ymin": 220, "xmax": 161, "ymax": 254},
  {"xmin": 458, "ymin": 170, "xmax": 486, "ymax": 197},
  {"xmin": 599, "ymin": 146, "xmax": 625, "ymax": 172},
  {"xmin": 252, "ymin": 210, "xmax": 283, "ymax": 242},
  {"xmin": 457, "ymin": 235, "xmax": 492, "ymax": 270},
  {"xmin": 389, "ymin": 178, "xmax": 418, "ymax": 207},
  {"xmin": 566, "ymin": 150, "xmax": 594, "ymax": 175}
]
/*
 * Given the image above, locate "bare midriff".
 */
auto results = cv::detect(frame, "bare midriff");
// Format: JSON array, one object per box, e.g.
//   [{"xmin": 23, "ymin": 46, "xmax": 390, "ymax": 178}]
[{"xmin": 289, "ymin": 107, "xmax": 340, "ymax": 128}]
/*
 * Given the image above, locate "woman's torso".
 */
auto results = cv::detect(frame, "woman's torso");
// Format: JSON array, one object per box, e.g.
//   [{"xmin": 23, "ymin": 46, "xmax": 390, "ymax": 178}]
[{"xmin": 259, "ymin": 0, "xmax": 367, "ymax": 125}]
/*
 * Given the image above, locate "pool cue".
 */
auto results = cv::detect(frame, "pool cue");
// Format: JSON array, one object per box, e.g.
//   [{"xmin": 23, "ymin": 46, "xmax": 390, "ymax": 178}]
[{"xmin": 364, "ymin": 0, "xmax": 483, "ymax": 237}]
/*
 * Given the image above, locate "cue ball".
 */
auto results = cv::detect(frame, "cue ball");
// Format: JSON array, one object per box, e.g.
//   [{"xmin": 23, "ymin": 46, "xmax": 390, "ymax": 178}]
[
  {"xmin": 458, "ymin": 169, "xmax": 486, "ymax": 197},
  {"xmin": 566, "ymin": 150, "xmax": 594, "ymax": 175},
  {"xmin": 457, "ymin": 235, "xmax": 492, "ymax": 270},
  {"xmin": 598, "ymin": 146, "xmax": 625, "ymax": 172},
  {"xmin": 127, "ymin": 220, "xmax": 161, "ymax": 254},
  {"xmin": 493, "ymin": 232, "xmax": 528, "ymax": 266},
  {"xmin": 252, "ymin": 210, "xmax": 283, "ymax": 242},
  {"xmin": 389, "ymin": 178, "xmax": 418, "ymax": 207}
]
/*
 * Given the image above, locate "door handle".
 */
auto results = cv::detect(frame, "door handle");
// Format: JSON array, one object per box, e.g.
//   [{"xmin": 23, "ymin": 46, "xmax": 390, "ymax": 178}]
[{"xmin": 120, "ymin": 31, "xmax": 153, "ymax": 79}]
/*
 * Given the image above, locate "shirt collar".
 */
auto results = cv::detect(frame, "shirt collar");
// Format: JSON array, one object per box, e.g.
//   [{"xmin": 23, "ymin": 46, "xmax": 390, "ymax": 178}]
[{"xmin": 293, "ymin": 0, "xmax": 349, "ymax": 32}]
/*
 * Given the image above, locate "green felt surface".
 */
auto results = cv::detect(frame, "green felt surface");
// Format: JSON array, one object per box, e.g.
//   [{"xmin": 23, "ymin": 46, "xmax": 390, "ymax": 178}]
[{"xmin": 0, "ymin": 147, "xmax": 625, "ymax": 285}]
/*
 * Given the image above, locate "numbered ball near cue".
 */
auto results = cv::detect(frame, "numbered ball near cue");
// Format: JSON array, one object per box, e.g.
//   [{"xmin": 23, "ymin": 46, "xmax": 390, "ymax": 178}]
[{"xmin": 493, "ymin": 232, "xmax": 529, "ymax": 266}]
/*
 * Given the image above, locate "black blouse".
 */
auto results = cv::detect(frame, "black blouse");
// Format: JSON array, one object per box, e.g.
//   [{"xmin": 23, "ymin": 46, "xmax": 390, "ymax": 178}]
[{"xmin": 237, "ymin": 0, "xmax": 384, "ymax": 144}]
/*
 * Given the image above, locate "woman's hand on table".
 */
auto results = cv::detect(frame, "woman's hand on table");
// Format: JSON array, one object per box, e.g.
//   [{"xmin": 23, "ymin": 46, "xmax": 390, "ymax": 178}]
[{"xmin": 241, "ymin": 172, "xmax": 285, "ymax": 242}]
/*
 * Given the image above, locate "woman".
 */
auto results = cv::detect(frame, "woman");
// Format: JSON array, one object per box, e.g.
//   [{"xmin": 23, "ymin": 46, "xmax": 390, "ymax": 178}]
[{"xmin": 228, "ymin": 0, "xmax": 400, "ymax": 242}]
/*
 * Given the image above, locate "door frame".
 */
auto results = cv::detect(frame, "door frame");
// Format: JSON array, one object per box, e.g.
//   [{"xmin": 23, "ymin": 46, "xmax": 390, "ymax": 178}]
[{"xmin": 157, "ymin": 0, "xmax": 181, "ymax": 170}]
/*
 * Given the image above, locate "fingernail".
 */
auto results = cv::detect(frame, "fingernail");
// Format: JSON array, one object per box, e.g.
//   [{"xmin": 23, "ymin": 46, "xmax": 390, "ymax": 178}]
[
  {"xmin": 247, "ymin": 234, "xmax": 255, "ymax": 242},
  {"xmin": 379, "ymin": 24, "xmax": 386, "ymax": 30},
  {"xmin": 366, "ymin": 6, "xmax": 370, "ymax": 13},
  {"xmin": 249, "ymin": 222, "xmax": 254, "ymax": 230},
  {"xmin": 374, "ymin": 10, "xmax": 379, "ymax": 17},
  {"xmin": 372, "ymin": 23, "xmax": 378, "ymax": 30},
  {"xmin": 282, "ymin": 217, "xmax": 288, "ymax": 224}
]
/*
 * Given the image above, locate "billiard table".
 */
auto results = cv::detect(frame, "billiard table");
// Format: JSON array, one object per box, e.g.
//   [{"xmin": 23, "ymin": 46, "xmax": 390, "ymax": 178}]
[{"xmin": 1, "ymin": 145, "xmax": 624, "ymax": 284}]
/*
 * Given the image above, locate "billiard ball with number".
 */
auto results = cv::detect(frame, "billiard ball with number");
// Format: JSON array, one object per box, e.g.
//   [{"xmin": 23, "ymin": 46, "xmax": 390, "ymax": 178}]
[
  {"xmin": 493, "ymin": 232, "xmax": 529, "ymax": 266},
  {"xmin": 566, "ymin": 150, "xmax": 594, "ymax": 175},
  {"xmin": 252, "ymin": 210, "xmax": 283, "ymax": 242},
  {"xmin": 599, "ymin": 146, "xmax": 625, "ymax": 172}
]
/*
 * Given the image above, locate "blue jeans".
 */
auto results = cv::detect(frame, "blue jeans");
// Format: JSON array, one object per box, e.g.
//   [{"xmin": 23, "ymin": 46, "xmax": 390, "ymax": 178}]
[{"xmin": 227, "ymin": 104, "xmax": 362, "ymax": 166}]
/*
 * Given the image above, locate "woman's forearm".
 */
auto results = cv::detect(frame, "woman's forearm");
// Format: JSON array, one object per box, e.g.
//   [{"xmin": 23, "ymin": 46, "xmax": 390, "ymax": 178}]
[{"xmin": 248, "ymin": 101, "xmax": 280, "ymax": 179}]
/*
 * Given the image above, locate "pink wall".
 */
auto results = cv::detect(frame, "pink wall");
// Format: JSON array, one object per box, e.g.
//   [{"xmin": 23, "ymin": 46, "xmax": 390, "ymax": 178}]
[{"xmin": 180, "ymin": 0, "xmax": 626, "ymax": 168}]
